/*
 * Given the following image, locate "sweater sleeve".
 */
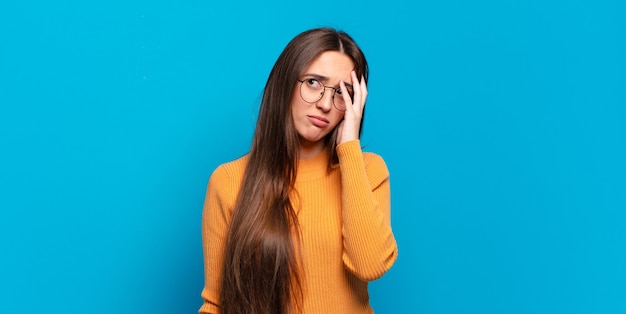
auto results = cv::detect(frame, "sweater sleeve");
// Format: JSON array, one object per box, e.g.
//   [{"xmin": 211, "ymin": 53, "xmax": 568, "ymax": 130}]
[
  {"xmin": 336, "ymin": 140, "xmax": 398, "ymax": 281},
  {"xmin": 199, "ymin": 165, "xmax": 235, "ymax": 314}
]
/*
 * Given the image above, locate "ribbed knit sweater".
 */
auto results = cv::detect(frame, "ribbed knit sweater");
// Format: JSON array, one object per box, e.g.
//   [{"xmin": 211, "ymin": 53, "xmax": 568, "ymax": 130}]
[{"xmin": 200, "ymin": 140, "xmax": 398, "ymax": 313}]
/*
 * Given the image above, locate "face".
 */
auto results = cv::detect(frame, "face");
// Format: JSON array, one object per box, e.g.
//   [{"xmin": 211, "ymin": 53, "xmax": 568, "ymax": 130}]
[{"xmin": 291, "ymin": 51, "xmax": 354, "ymax": 154}]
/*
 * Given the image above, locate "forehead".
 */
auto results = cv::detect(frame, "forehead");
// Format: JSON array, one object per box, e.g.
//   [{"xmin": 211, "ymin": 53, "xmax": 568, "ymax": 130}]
[{"xmin": 303, "ymin": 51, "xmax": 354, "ymax": 82}]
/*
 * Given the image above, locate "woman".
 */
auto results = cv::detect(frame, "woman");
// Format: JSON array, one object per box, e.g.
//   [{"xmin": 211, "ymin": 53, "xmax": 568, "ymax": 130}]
[{"xmin": 200, "ymin": 28, "xmax": 398, "ymax": 314}]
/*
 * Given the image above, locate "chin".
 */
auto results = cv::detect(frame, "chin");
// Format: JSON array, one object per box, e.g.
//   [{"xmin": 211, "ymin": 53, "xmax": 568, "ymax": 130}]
[{"xmin": 299, "ymin": 132, "xmax": 326, "ymax": 144}]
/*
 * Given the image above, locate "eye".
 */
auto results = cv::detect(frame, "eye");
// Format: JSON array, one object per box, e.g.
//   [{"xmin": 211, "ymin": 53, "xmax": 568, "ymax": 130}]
[
  {"xmin": 305, "ymin": 78, "xmax": 321, "ymax": 88},
  {"xmin": 335, "ymin": 87, "xmax": 353, "ymax": 97}
]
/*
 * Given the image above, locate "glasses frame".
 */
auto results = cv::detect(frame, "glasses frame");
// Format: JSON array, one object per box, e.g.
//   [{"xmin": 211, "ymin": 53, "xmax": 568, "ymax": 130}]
[{"xmin": 297, "ymin": 79, "xmax": 351, "ymax": 112}]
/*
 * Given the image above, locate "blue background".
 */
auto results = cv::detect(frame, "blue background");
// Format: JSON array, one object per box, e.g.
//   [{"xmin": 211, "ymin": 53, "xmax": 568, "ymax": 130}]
[{"xmin": 1, "ymin": 0, "xmax": 625, "ymax": 313}]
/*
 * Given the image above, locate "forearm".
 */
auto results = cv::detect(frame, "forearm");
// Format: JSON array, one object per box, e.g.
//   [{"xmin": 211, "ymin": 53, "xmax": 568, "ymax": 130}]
[{"xmin": 337, "ymin": 140, "xmax": 398, "ymax": 281}]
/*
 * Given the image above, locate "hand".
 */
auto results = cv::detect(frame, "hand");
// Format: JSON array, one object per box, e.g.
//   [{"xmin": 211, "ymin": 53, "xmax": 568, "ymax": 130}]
[{"xmin": 337, "ymin": 71, "xmax": 367, "ymax": 145}]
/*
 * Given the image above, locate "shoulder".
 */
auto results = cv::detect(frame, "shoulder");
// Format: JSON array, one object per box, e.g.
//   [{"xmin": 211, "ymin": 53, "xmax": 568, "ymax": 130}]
[
  {"xmin": 337, "ymin": 140, "xmax": 390, "ymax": 177},
  {"xmin": 208, "ymin": 155, "xmax": 249, "ymax": 200},
  {"xmin": 211, "ymin": 155, "xmax": 249, "ymax": 181},
  {"xmin": 363, "ymin": 152, "xmax": 388, "ymax": 171},
  {"xmin": 362, "ymin": 151, "xmax": 390, "ymax": 184}
]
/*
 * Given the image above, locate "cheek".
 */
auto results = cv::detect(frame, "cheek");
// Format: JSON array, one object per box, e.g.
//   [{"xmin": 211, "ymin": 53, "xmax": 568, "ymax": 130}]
[
  {"xmin": 290, "ymin": 99, "xmax": 305, "ymax": 121},
  {"xmin": 290, "ymin": 87, "xmax": 303, "ymax": 117},
  {"xmin": 328, "ymin": 110, "xmax": 344, "ymax": 128}
]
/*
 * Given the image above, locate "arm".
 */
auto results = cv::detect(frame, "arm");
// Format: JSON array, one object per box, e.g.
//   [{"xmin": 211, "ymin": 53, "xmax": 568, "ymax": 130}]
[
  {"xmin": 335, "ymin": 72, "xmax": 398, "ymax": 281},
  {"xmin": 337, "ymin": 140, "xmax": 398, "ymax": 281},
  {"xmin": 199, "ymin": 165, "xmax": 234, "ymax": 314}
]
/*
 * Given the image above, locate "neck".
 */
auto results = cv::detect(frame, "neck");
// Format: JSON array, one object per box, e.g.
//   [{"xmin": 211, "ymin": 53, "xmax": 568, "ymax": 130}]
[{"xmin": 298, "ymin": 139, "xmax": 325, "ymax": 160}]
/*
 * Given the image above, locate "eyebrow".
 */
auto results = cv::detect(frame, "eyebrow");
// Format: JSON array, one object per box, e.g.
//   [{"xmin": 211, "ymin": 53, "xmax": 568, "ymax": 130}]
[{"xmin": 302, "ymin": 73, "xmax": 354, "ymax": 89}]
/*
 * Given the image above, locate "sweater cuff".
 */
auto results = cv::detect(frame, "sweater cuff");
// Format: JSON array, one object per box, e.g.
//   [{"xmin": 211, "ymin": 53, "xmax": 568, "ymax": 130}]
[{"xmin": 336, "ymin": 140, "xmax": 362, "ymax": 159}]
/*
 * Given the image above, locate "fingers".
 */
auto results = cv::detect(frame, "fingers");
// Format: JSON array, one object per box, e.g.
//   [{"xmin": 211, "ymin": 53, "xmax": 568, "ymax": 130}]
[
  {"xmin": 359, "ymin": 74, "xmax": 368, "ymax": 103},
  {"xmin": 350, "ymin": 71, "xmax": 360, "ymax": 108},
  {"xmin": 339, "ymin": 79, "xmax": 352, "ymax": 114},
  {"xmin": 340, "ymin": 71, "xmax": 368, "ymax": 113},
  {"xmin": 336, "ymin": 71, "xmax": 366, "ymax": 145}
]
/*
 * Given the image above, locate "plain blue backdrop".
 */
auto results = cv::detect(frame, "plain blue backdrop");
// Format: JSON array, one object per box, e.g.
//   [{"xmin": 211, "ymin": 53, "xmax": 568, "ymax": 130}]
[{"xmin": 1, "ymin": 0, "xmax": 625, "ymax": 313}]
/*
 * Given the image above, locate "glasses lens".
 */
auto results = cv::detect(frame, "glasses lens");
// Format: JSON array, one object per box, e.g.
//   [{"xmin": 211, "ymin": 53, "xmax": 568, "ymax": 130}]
[
  {"xmin": 300, "ymin": 79, "xmax": 324, "ymax": 103},
  {"xmin": 333, "ymin": 86, "xmax": 353, "ymax": 112}
]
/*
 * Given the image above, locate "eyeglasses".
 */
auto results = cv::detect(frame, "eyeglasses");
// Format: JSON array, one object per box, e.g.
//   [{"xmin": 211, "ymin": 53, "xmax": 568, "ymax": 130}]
[{"xmin": 297, "ymin": 78, "xmax": 354, "ymax": 112}]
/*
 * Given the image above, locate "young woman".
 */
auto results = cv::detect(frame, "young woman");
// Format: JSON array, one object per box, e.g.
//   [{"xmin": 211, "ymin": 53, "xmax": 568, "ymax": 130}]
[{"xmin": 200, "ymin": 28, "xmax": 398, "ymax": 314}]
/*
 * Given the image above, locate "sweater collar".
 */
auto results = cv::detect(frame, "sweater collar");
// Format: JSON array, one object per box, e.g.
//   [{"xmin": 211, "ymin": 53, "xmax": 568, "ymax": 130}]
[{"xmin": 296, "ymin": 149, "xmax": 331, "ymax": 182}]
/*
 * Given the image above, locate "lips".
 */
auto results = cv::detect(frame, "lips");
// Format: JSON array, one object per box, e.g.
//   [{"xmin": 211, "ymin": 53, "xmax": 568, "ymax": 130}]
[{"xmin": 307, "ymin": 115, "xmax": 330, "ymax": 128}]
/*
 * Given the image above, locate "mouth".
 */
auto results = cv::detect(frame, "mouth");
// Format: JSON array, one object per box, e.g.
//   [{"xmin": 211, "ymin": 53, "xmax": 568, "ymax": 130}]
[{"xmin": 307, "ymin": 115, "xmax": 330, "ymax": 128}]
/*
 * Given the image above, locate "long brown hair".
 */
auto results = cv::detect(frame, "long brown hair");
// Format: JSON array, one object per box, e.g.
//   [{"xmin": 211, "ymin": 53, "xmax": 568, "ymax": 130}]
[{"xmin": 219, "ymin": 28, "xmax": 369, "ymax": 314}]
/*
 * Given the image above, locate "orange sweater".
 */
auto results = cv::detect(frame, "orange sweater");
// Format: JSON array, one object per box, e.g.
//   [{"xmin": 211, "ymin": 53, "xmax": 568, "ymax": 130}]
[{"xmin": 200, "ymin": 140, "xmax": 398, "ymax": 313}]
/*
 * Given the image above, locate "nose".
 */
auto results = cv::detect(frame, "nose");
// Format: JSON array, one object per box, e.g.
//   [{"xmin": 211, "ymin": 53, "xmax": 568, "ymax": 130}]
[{"xmin": 315, "ymin": 89, "xmax": 333, "ymax": 112}]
